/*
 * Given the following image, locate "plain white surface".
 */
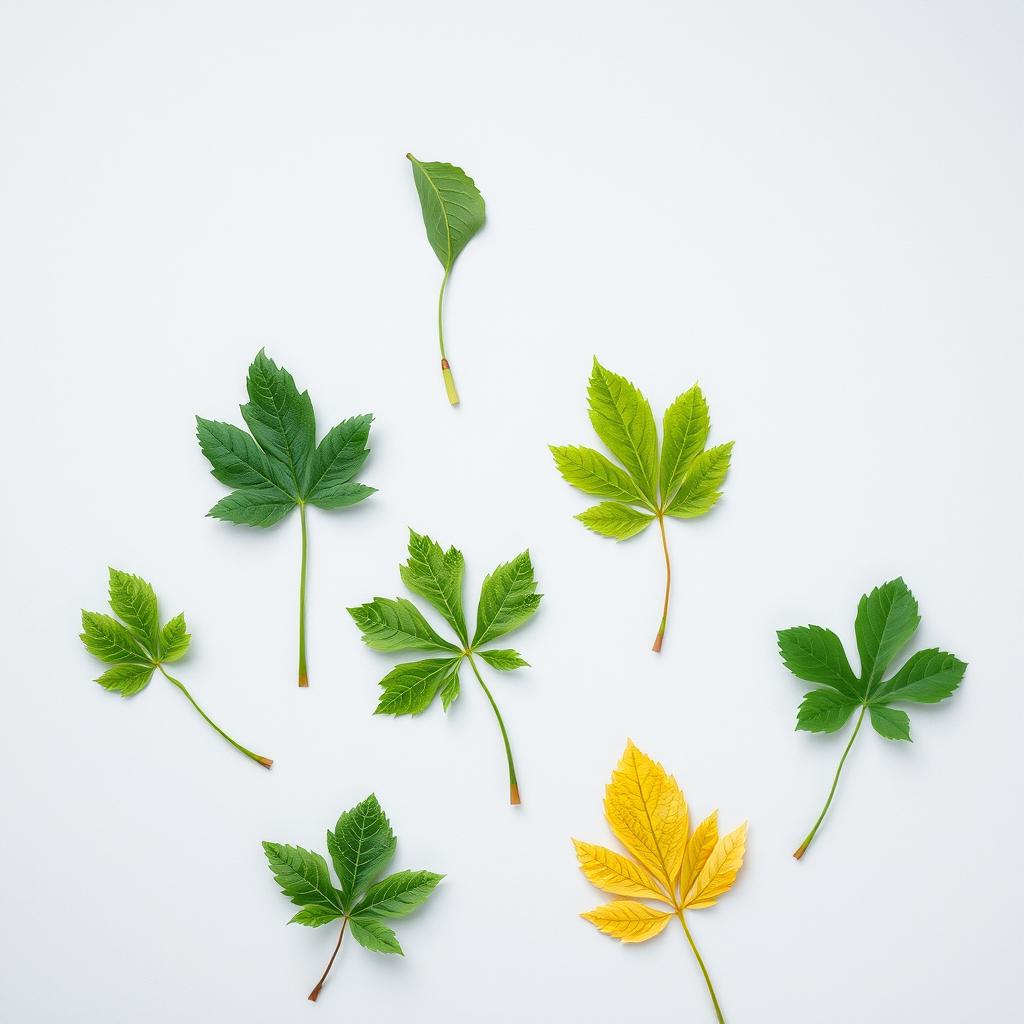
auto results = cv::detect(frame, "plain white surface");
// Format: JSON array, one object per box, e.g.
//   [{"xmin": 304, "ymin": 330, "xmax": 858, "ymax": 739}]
[{"xmin": 2, "ymin": 1, "xmax": 1022, "ymax": 1020}]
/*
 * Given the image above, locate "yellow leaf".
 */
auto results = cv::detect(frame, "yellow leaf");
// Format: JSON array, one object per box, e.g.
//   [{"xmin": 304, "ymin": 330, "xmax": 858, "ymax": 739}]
[
  {"xmin": 603, "ymin": 740, "xmax": 688, "ymax": 890},
  {"xmin": 581, "ymin": 900, "xmax": 673, "ymax": 943},
  {"xmin": 679, "ymin": 810, "xmax": 718, "ymax": 898},
  {"xmin": 684, "ymin": 823, "xmax": 747, "ymax": 909},
  {"xmin": 572, "ymin": 840, "xmax": 669, "ymax": 903}
]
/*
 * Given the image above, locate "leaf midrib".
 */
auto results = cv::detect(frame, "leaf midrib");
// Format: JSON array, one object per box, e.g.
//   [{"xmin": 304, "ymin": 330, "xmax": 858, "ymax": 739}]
[{"xmin": 409, "ymin": 155, "xmax": 454, "ymax": 270}]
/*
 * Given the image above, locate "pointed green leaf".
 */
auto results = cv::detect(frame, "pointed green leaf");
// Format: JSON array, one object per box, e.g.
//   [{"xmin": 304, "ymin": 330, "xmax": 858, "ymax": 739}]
[
  {"xmin": 478, "ymin": 649, "xmax": 529, "ymax": 671},
  {"xmin": 869, "ymin": 705, "xmax": 912, "ymax": 741},
  {"xmin": 348, "ymin": 597, "xmax": 459, "ymax": 653},
  {"xmin": 439, "ymin": 668, "xmax": 461, "ymax": 711},
  {"xmin": 855, "ymin": 578, "xmax": 921, "ymax": 692},
  {"xmin": 576, "ymin": 502, "xmax": 655, "ymax": 540},
  {"xmin": 352, "ymin": 870, "xmax": 443, "ymax": 920},
  {"xmin": 94, "ymin": 662, "xmax": 155, "ymax": 697},
  {"xmin": 195, "ymin": 416, "xmax": 293, "ymax": 494},
  {"xmin": 80, "ymin": 611, "xmax": 149, "ymax": 664},
  {"xmin": 207, "ymin": 487, "xmax": 295, "ymax": 528},
  {"xmin": 399, "ymin": 530, "xmax": 467, "ymax": 644},
  {"xmin": 664, "ymin": 442, "xmax": 733, "ymax": 519},
  {"xmin": 375, "ymin": 658, "xmax": 461, "ymax": 716},
  {"xmin": 305, "ymin": 414, "xmax": 373, "ymax": 503},
  {"xmin": 159, "ymin": 613, "xmax": 191, "ymax": 663},
  {"xmin": 876, "ymin": 649, "xmax": 967, "ymax": 704},
  {"xmin": 796, "ymin": 690, "xmax": 859, "ymax": 733},
  {"xmin": 326, "ymin": 794, "xmax": 397, "ymax": 910},
  {"xmin": 777, "ymin": 626, "xmax": 861, "ymax": 699},
  {"xmin": 549, "ymin": 445, "xmax": 647, "ymax": 505},
  {"xmin": 587, "ymin": 359, "xmax": 658, "ymax": 504},
  {"xmin": 350, "ymin": 917, "xmax": 403, "ymax": 954},
  {"xmin": 305, "ymin": 481, "xmax": 376, "ymax": 511},
  {"xmin": 473, "ymin": 550, "xmax": 541, "ymax": 647},
  {"xmin": 407, "ymin": 155, "xmax": 485, "ymax": 271},
  {"xmin": 107, "ymin": 569, "xmax": 159, "ymax": 655},
  {"xmin": 288, "ymin": 905, "xmax": 342, "ymax": 927},
  {"xmin": 660, "ymin": 384, "xmax": 710, "ymax": 504},
  {"xmin": 262, "ymin": 842, "xmax": 342, "ymax": 912}
]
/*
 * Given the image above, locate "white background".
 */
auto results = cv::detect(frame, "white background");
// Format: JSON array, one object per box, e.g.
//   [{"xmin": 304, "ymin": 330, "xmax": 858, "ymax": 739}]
[{"xmin": 1, "ymin": 2, "xmax": 1022, "ymax": 1021}]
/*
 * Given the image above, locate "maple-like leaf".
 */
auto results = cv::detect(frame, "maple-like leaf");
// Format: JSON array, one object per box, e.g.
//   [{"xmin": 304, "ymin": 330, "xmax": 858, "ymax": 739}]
[
  {"xmin": 550, "ymin": 359, "xmax": 734, "ymax": 652},
  {"xmin": 574, "ymin": 741, "xmax": 746, "ymax": 1024},
  {"xmin": 778, "ymin": 577, "xmax": 967, "ymax": 859}
]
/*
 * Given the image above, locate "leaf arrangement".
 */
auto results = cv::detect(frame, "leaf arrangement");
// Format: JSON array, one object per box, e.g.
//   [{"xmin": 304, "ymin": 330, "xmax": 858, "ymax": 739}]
[
  {"xmin": 575, "ymin": 741, "xmax": 746, "ymax": 1024},
  {"xmin": 407, "ymin": 154, "xmax": 486, "ymax": 405},
  {"xmin": 79, "ymin": 568, "xmax": 272, "ymax": 768},
  {"xmin": 349, "ymin": 529, "xmax": 540, "ymax": 804},
  {"xmin": 551, "ymin": 359, "xmax": 734, "ymax": 652},
  {"xmin": 263, "ymin": 795, "xmax": 442, "ymax": 1002},
  {"xmin": 197, "ymin": 349, "xmax": 374, "ymax": 687},
  {"xmin": 779, "ymin": 577, "xmax": 967, "ymax": 859}
]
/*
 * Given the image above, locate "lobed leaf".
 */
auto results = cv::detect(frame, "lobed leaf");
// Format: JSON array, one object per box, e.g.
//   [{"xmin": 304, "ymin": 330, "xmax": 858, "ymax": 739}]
[
  {"xmin": 472, "ymin": 551, "xmax": 541, "ymax": 647},
  {"xmin": 349, "ymin": 597, "xmax": 460, "ymax": 653},
  {"xmin": 399, "ymin": 530, "xmax": 467, "ymax": 644},
  {"xmin": 549, "ymin": 445, "xmax": 647, "ymax": 505},
  {"xmin": 581, "ymin": 901, "xmax": 672, "ymax": 943},
  {"xmin": 576, "ymin": 501, "xmax": 654, "ymax": 540}
]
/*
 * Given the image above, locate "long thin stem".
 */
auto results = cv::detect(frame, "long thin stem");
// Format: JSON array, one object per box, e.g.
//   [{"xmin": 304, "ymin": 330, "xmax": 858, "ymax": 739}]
[
  {"xmin": 678, "ymin": 911, "xmax": 725, "ymax": 1024},
  {"xmin": 438, "ymin": 268, "xmax": 459, "ymax": 405},
  {"xmin": 794, "ymin": 704, "xmax": 866, "ymax": 859},
  {"xmin": 652, "ymin": 511, "xmax": 672, "ymax": 652},
  {"xmin": 466, "ymin": 652, "xmax": 520, "ymax": 804},
  {"xmin": 156, "ymin": 665, "xmax": 272, "ymax": 768},
  {"xmin": 308, "ymin": 917, "xmax": 347, "ymax": 1002},
  {"xmin": 297, "ymin": 501, "xmax": 309, "ymax": 687}
]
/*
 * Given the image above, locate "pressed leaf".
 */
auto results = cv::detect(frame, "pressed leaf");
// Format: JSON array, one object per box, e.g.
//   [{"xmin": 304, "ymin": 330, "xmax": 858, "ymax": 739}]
[
  {"xmin": 472, "ymin": 550, "xmax": 541, "ymax": 647},
  {"xmin": 660, "ymin": 384, "xmax": 710, "ymax": 504},
  {"xmin": 550, "ymin": 445, "xmax": 646, "ymax": 504},
  {"xmin": 580, "ymin": 901, "xmax": 672, "ymax": 943},
  {"xmin": 206, "ymin": 487, "xmax": 296, "ymax": 528},
  {"xmin": 350, "ymin": 918, "xmax": 403, "ymax": 954},
  {"xmin": 353, "ymin": 870, "xmax": 444, "ymax": 919},
  {"xmin": 572, "ymin": 840, "xmax": 666, "ymax": 902},
  {"xmin": 777, "ymin": 625, "xmax": 860, "ymax": 699},
  {"xmin": 869, "ymin": 704, "xmax": 912, "ymax": 741},
  {"xmin": 94, "ymin": 663, "xmax": 155, "ymax": 697},
  {"xmin": 477, "ymin": 649, "xmax": 529, "ymax": 671},
  {"xmin": 348, "ymin": 597, "xmax": 459, "ymax": 653},
  {"xmin": 679, "ymin": 811, "xmax": 719, "ymax": 898},
  {"xmin": 289, "ymin": 905, "xmax": 342, "ymax": 927},
  {"xmin": 576, "ymin": 501, "xmax": 655, "ymax": 540},
  {"xmin": 855, "ymin": 577, "xmax": 921, "ymax": 692},
  {"xmin": 327, "ymin": 794, "xmax": 397, "ymax": 911},
  {"xmin": 80, "ymin": 612, "xmax": 148, "ymax": 664},
  {"xmin": 399, "ymin": 529, "xmax": 467, "ymax": 643},
  {"xmin": 159, "ymin": 613, "xmax": 190, "ymax": 663},
  {"xmin": 684, "ymin": 824, "xmax": 748, "ymax": 909},
  {"xmin": 374, "ymin": 658, "xmax": 462, "ymax": 716},
  {"xmin": 664, "ymin": 442, "xmax": 734, "ymax": 519},
  {"xmin": 107, "ymin": 568, "xmax": 159, "ymax": 654},
  {"xmin": 796, "ymin": 690, "xmax": 859, "ymax": 733}
]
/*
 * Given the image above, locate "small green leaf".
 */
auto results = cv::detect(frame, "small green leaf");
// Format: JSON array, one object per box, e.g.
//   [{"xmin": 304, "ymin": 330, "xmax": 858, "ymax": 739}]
[
  {"xmin": 855, "ymin": 578, "xmax": 921, "ymax": 691},
  {"xmin": 439, "ymin": 669, "xmax": 461, "ymax": 711},
  {"xmin": 375, "ymin": 658, "xmax": 462, "ymax": 716},
  {"xmin": 349, "ymin": 598, "xmax": 460, "ymax": 653},
  {"xmin": 796, "ymin": 690, "xmax": 859, "ymax": 733},
  {"xmin": 549, "ymin": 445, "xmax": 646, "ymax": 504},
  {"xmin": 399, "ymin": 530, "xmax": 467, "ymax": 644},
  {"xmin": 305, "ymin": 414, "xmax": 373, "ymax": 502},
  {"xmin": 473, "ymin": 550, "xmax": 541, "ymax": 647},
  {"xmin": 207, "ymin": 487, "xmax": 296, "ymax": 528},
  {"xmin": 288, "ymin": 905, "xmax": 342, "ymax": 927},
  {"xmin": 576, "ymin": 502, "xmax": 655, "ymax": 540},
  {"xmin": 478, "ymin": 649, "xmax": 529, "ymax": 671},
  {"xmin": 262, "ymin": 842, "xmax": 342, "ymax": 911},
  {"xmin": 407, "ymin": 155, "xmax": 484, "ymax": 271},
  {"xmin": 159, "ymin": 613, "xmax": 190, "ymax": 663},
  {"xmin": 353, "ymin": 870, "xmax": 443, "ymax": 920},
  {"xmin": 869, "ymin": 705, "xmax": 912, "ymax": 741},
  {"xmin": 876, "ymin": 649, "xmax": 967, "ymax": 704},
  {"xmin": 107, "ymin": 568, "xmax": 160, "ymax": 655},
  {"xmin": 664, "ymin": 442, "xmax": 733, "ymax": 519},
  {"xmin": 327, "ymin": 794, "xmax": 396, "ymax": 910},
  {"xmin": 350, "ymin": 917, "xmax": 403, "ymax": 954},
  {"xmin": 80, "ymin": 611, "xmax": 149, "ymax": 664},
  {"xmin": 777, "ymin": 626, "xmax": 860, "ymax": 699},
  {"xmin": 94, "ymin": 663, "xmax": 155, "ymax": 697}
]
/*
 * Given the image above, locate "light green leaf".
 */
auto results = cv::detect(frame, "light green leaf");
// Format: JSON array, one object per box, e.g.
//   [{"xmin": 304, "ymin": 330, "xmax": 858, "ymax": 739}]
[
  {"xmin": 375, "ymin": 658, "xmax": 462, "ymax": 716},
  {"xmin": 195, "ymin": 416, "xmax": 293, "ymax": 494},
  {"xmin": 349, "ymin": 598, "xmax": 460, "ymax": 653},
  {"xmin": 327, "ymin": 794, "xmax": 397, "ymax": 911},
  {"xmin": 576, "ymin": 501, "xmax": 655, "ymax": 540},
  {"xmin": 796, "ymin": 690, "xmax": 859, "ymax": 733},
  {"xmin": 478, "ymin": 649, "xmax": 529, "ymax": 671},
  {"xmin": 94, "ymin": 662, "xmax": 155, "ymax": 697},
  {"xmin": 869, "ymin": 705, "xmax": 912, "ymax": 741},
  {"xmin": 776, "ymin": 626, "xmax": 861, "ymax": 699},
  {"xmin": 876, "ymin": 649, "xmax": 967, "ymax": 704},
  {"xmin": 107, "ymin": 569, "xmax": 160, "ymax": 655},
  {"xmin": 262, "ymin": 842, "xmax": 342, "ymax": 911},
  {"xmin": 399, "ymin": 530, "xmax": 467, "ymax": 644},
  {"xmin": 353, "ymin": 870, "xmax": 443, "ymax": 920},
  {"xmin": 305, "ymin": 414, "xmax": 373, "ymax": 504},
  {"xmin": 660, "ymin": 384, "xmax": 710, "ymax": 504},
  {"xmin": 80, "ymin": 611, "xmax": 149, "ymax": 664},
  {"xmin": 664, "ymin": 443, "xmax": 733, "ymax": 519},
  {"xmin": 439, "ymin": 669, "xmax": 461, "ymax": 711},
  {"xmin": 855, "ymin": 578, "xmax": 921, "ymax": 691},
  {"xmin": 407, "ymin": 155, "xmax": 485, "ymax": 271},
  {"xmin": 206, "ymin": 487, "xmax": 295, "ymax": 528},
  {"xmin": 473, "ymin": 550, "xmax": 541, "ymax": 647},
  {"xmin": 350, "ymin": 917, "xmax": 403, "ymax": 954},
  {"xmin": 288, "ymin": 905, "xmax": 342, "ymax": 927},
  {"xmin": 159, "ymin": 613, "xmax": 191, "ymax": 663},
  {"xmin": 549, "ymin": 445, "xmax": 647, "ymax": 505},
  {"xmin": 587, "ymin": 359, "xmax": 658, "ymax": 504}
]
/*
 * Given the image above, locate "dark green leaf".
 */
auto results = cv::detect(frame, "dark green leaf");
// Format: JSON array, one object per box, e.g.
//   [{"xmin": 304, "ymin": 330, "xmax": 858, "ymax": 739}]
[
  {"xmin": 439, "ymin": 669, "xmax": 461, "ymax": 711},
  {"xmin": 288, "ymin": 905, "xmax": 342, "ymax": 927},
  {"xmin": 399, "ymin": 530, "xmax": 467, "ymax": 644},
  {"xmin": 305, "ymin": 414, "xmax": 373, "ymax": 503},
  {"xmin": 407, "ymin": 155, "xmax": 485, "ymax": 270},
  {"xmin": 349, "ymin": 598, "xmax": 460, "ymax": 653},
  {"xmin": 353, "ymin": 870, "xmax": 443, "ymax": 920},
  {"xmin": 327, "ymin": 794, "xmax": 396, "ymax": 910},
  {"xmin": 195, "ymin": 416, "xmax": 293, "ymax": 494},
  {"xmin": 473, "ymin": 550, "xmax": 541, "ymax": 646},
  {"xmin": 305, "ymin": 481, "xmax": 376, "ymax": 511},
  {"xmin": 876, "ymin": 648, "xmax": 967, "ymax": 704},
  {"xmin": 855, "ymin": 578, "xmax": 920, "ymax": 691},
  {"xmin": 777, "ymin": 626, "xmax": 860, "ymax": 699},
  {"xmin": 869, "ymin": 705, "xmax": 912, "ymax": 741},
  {"xmin": 796, "ymin": 690, "xmax": 859, "ymax": 733},
  {"xmin": 207, "ymin": 487, "xmax": 295, "ymax": 528},
  {"xmin": 350, "ymin": 917, "xmax": 403, "ymax": 954},
  {"xmin": 478, "ymin": 649, "xmax": 529, "ymax": 671},
  {"xmin": 375, "ymin": 658, "xmax": 462, "ymax": 716},
  {"xmin": 262, "ymin": 842, "xmax": 342, "ymax": 911}
]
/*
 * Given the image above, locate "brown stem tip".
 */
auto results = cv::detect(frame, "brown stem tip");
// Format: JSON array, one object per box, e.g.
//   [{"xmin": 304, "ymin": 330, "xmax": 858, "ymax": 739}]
[
  {"xmin": 307, "ymin": 983, "xmax": 323, "ymax": 1003},
  {"xmin": 256, "ymin": 756, "xmax": 274, "ymax": 769},
  {"xmin": 652, "ymin": 634, "xmax": 664, "ymax": 653},
  {"xmin": 793, "ymin": 842, "xmax": 808, "ymax": 860},
  {"xmin": 298, "ymin": 673, "xmax": 309, "ymax": 688},
  {"xmin": 510, "ymin": 783, "xmax": 521, "ymax": 805}
]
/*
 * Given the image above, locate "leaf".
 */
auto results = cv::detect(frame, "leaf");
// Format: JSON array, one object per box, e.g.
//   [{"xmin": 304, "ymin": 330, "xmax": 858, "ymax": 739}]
[
  {"xmin": 576, "ymin": 502, "xmax": 655, "ymax": 540},
  {"xmin": 780, "ymin": 579, "xmax": 965, "ymax": 858},
  {"xmin": 439, "ymin": 670, "xmax": 461, "ymax": 711},
  {"xmin": 399, "ymin": 529, "xmax": 467, "ymax": 644},
  {"xmin": 107, "ymin": 568, "xmax": 160, "ymax": 654},
  {"xmin": 94, "ymin": 663, "xmax": 155, "ymax": 697},
  {"xmin": 349, "ymin": 598, "xmax": 460, "ymax": 653},
  {"xmin": 472, "ymin": 550, "xmax": 541, "ymax": 647},
  {"xmin": 572, "ymin": 840, "xmax": 666, "ymax": 902},
  {"xmin": 159, "ymin": 614, "xmax": 191, "ymax": 663},
  {"xmin": 660, "ymin": 384, "xmax": 710, "ymax": 504},
  {"xmin": 198, "ymin": 351, "xmax": 374, "ymax": 686},
  {"xmin": 580, "ymin": 901, "xmax": 672, "ymax": 942},
  {"xmin": 684, "ymin": 824, "xmax": 748, "ymax": 909},
  {"xmin": 265, "ymin": 797, "xmax": 441, "ymax": 999},
  {"xmin": 679, "ymin": 812, "xmax": 719, "ymax": 898},
  {"xmin": 477, "ymin": 649, "xmax": 529, "ymax": 671},
  {"xmin": 80, "ymin": 611, "xmax": 148, "ymax": 664},
  {"xmin": 350, "ymin": 917, "xmax": 403, "ymax": 954},
  {"xmin": 664, "ymin": 442, "xmax": 734, "ymax": 519},
  {"xmin": 587, "ymin": 359, "xmax": 658, "ymax": 505},
  {"xmin": 407, "ymin": 155, "xmax": 484, "ymax": 271},
  {"xmin": 549, "ymin": 445, "xmax": 646, "ymax": 504},
  {"xmin": 374, "ymin": 658, "xmax": 462, "ymax": 716}
]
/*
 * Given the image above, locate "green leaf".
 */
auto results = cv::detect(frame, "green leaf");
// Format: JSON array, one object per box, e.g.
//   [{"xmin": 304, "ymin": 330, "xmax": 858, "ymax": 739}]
[
  {"xmin": 240, "ymin": 350, "xmax": 316, "ymax": 494},
  {"xmin": 576, "ymin": 502, "xmax": 655, "ymax": 540},
  {"xmin": 262, "ymin": 842, "xmax": 342, "ymax": 912},
  {"xmin": 350, "ymin": 917, "xmax": 403, "ymax": 955},
  {"xmin": 855, "ymin": 578, "xmax": 921, "ymax": 691},
  {"xmin": 659, "ymin": 384, "xmax": 710, "ymax": 504},
  {"xmin": 195, "ymin": 416, "xmax": 293, "ymax": 494},
  {"xmin": 407, "ymin": 155, "xmax": 485, "ymax": 271},
  {"xmin": 375, "ymin": 658, "xmax": 462, "ymax": 716},
  {"xmin": 796, "ymin": 690, "xmax": 859, "ymax": 733},
  {"xmin": 80, "ymin": 611, "xmax": 149, "ymax": 664},
  {"xmin": 587, "ymin": 359, "xmax": 658, "ymax": 504},
  {"xmin": 107, "ymin": 569, "xmax": 160, "ymax": 655},
  {"xmin": 288, "ymin": 905, "xmax": 342, "ymax": 927},
  {"xmin": 349, "ymin": 598, "xmax": 460, "ymax": 653},
  {"xmin": 305, "ymin": 481, "xmax": 376, "ymax": 512},
  {"xmin": 305, "ymin": 414, "xmax": 373, "ymax": 503},
  {"xmin": 549, "ymin": 445, "xmax": 646, "ymax": 504},
  {"xmin": 876, "ymin": 649, "xmax": 967, "ymax": 704},
  {"xmin": 159, "ymin": 613, "xmax": 191, "ymax": 663},
  {"xmin": 777, "ymin": 626, "xmax": 860, "ymax": 699},
  {"xmin": 869, "ymin": 705, "xmax": 912, "ymax": 741},
  {"xmin": 473, "ymin": 550, "xmax": 542, "ymax": 647},
  {"xmin": 94, "ymin": 663, "xmax": 155, "ymax": 697},
  {"xmin": 439, "ymin": 670, "xmax": 461, "ymax": 711},
  {"xmin": 478, "ymin": 649, "xmax": 529, "ymax": 671},
  {"xmin": 664, "ymin": 442, "xmax": 733, "ymax": 519},
  {"xmin": 353, "ymin": 870, "xmax": 443, "ymax": 919},
  {"xmin": 206, "ymin": 487, "xmax": 295, "ymax": 528},
  {"xmin": 399, "ymin": 530, "xmax": 467, "ymax": 644},
  {"xmin": 326, "ymin": 794, "xmax": 397, "ymax": 910}
]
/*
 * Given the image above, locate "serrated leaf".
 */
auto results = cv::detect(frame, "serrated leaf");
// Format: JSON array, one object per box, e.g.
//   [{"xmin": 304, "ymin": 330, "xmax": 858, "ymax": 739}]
[
  {"xmin": 684, "ymin": 824, "xmax": 747, "ymax": 909},
  {"xmin": 796, "ymin": 690, "xmax": 859, "ymax": 733},
  {"xmin": 263, "ymin": 843, "xmax": 342, "ymax": 912},
  {"xmin": 107, "ymin": 568, "xmax": 160, "ymax": 654},
  {"xmin": 305, "ymin": 414, "xmax": 372, "ymax": 502},
  {"xmin": 375, "ymin": 658, "xmax": 462, "ymax": 716},
  {"xmin": 875, "ymin": 648, "xmax": 966, "ymax": 704},
  {"xmin": 477, "ymin": 649, "xmax": 529, "ymax": 671},
  {"xmin": 349, "ymin": 598, "xmax": 460, "ymax": 653},
  {"xmin": 399, "ymin": 530, "xmax": 467, "ymax": 644},
  {"xmin": 80, "ymin": 611, "xmax": 149, "ymax": 664},
  {"xmin": 572, "ymin": 840, "xmax": 667, "ymax": 902},
  {"xmin": 679, "ymin": 811, "xmax": 718, "ymax": 898},
  {"xmin": 207, "ymin": 487, "xmax": 295, "ymax": 528},
  {"xmin": 306, "ymin": 482, "xmax": 376, "ymax": 511},
  {"xmin": 855, "ymin": 577, "xmax": 921, "ymax": 691},
  {"xmin": 353, "ymin": 870, "xmax": 444, "ymax": 919},
  {"xmin": 195, "ymin": 416, "xmax": 293, "ymax": 494},
  {"xmin": 94, "ymin": 662, "xmax": 155, "ymax": 697},
  {"xmin": 472, "ymin": 550, "xmax": 541, "ymax": 647},
  {"xmin": 439, "ymin": 669, "xmax": 461, "ymax": 711},
  {"xmin": 581, "ymin": 900, "xmax": 672, "ymax": 942},
  {"xmin": 327, "ymin": 794, "xmax": 396, "ymax": 910},
  {"xmin": 777, "ymin": 626, "xmax": 861, "ymax": 699},
  {"xmin": 660, "ymin": 384, "xmax": 710, "ymax": 504},
  {"xmin": 159, "ymin": 613, "xmax": 190, "ymax": 662},
  {"xmin": 869, "ymin": 705, "xmax": 912, "ymax": 741},
  {"xmin": 289, "ymin": 905, "xmax": 342, "ymax": 927},
  {"xmin": 576, "ymin": 502, "xmax": 655, "ymax": 540},
  {"xmin": 664, "ymin": 442, "xmax": 733, "ymax": 519},
  {"xmin": 350, "ymin": 917, "xmax": 403, "ymax": 954},
  {"xmin": 549, "ymin": 445, "xmax": 647, "ymax": 504}
]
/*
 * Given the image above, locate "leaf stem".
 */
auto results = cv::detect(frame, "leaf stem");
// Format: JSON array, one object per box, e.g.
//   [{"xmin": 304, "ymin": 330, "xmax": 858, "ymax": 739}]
[
  {"xmin": 652, "ymin": 511, "xmax": 672, "ymax": 652},
  {"xmin": 308, "ymin": 916, "xmax": 347, "ymax": 1002},
  {"xmin": 794, "ymin": 704, "xmax": 866, "ymax": 859},
  {"xmin": 438, "ymin": 268, "xmax": 459, "ymax": 405},
  {"xmin": 677, "ymin": 911, "xmax": 725, "ymax": 1024},
  {"xmin": 298, "ymin": 501, "xmax": 309, "ymax": 687},
  {"xmin": 156, "ymin": 664, "xmax": 272, "ymax": 768},
  {"xmin": 465, "ymin": 652, "xmax": 520, "ymax": 804}
]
